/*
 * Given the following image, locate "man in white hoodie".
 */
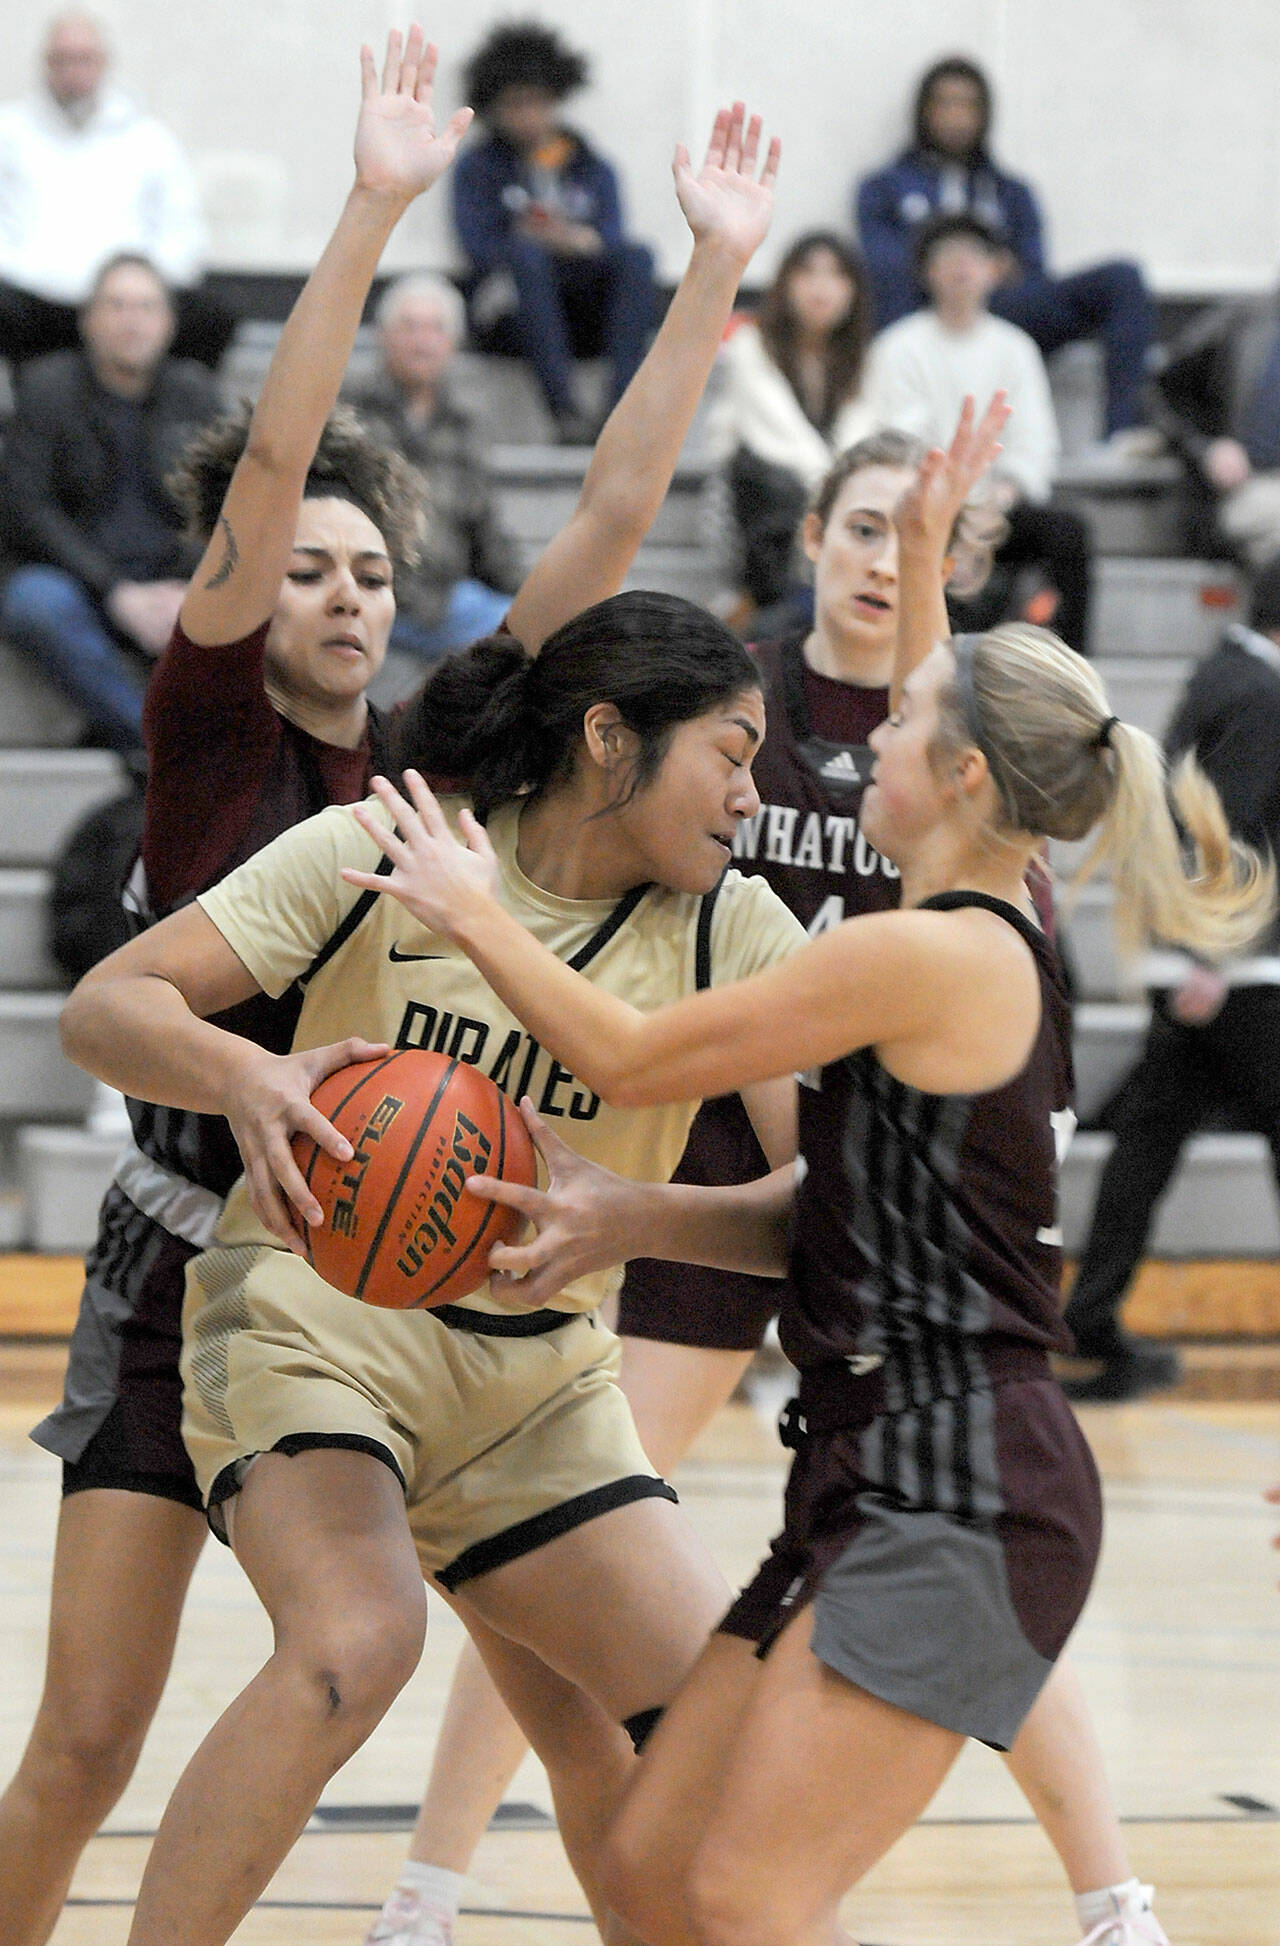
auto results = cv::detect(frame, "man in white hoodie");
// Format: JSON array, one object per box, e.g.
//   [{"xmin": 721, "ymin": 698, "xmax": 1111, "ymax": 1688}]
[
  {"xmin": 867, "ymin": 210, "xmax": 1092, "ymax": 650},
  {"xmin": 0, "ymin": 12, "xmax": 233, "ymax": 368}
]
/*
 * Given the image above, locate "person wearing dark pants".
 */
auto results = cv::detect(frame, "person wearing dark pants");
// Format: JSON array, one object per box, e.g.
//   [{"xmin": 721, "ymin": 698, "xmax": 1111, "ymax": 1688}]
[
  {"xmin": 992, "ymin": 263, "xmax": 1152, "ymax": 448},
  {"xmin": 1063, "ymin": 567, "xmax": 1280, "ymax": 1399},
  {"xmin": 951, "ymin": 499, "xmax": 1092, "ymax": 654},
  {"xmin": 856, "ymin": 55, "xmax": 1156, "ymax": 446},
  {"xmin": 0, "ymin": 254, "xmax": 221, "ymax": 754},
  {"xmin": 475, "ymin": 232, "xmax": 656, "ymax": 431},
  {"xmin": 452, "ymin": 23, "xmax": 657, "ymax": 439}
]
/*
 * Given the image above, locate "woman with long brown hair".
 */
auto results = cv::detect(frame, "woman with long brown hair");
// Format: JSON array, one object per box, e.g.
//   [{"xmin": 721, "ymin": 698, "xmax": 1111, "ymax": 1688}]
[{"xmin": 711, "ymin": 230, "xmax": 877, "ymax": 623}]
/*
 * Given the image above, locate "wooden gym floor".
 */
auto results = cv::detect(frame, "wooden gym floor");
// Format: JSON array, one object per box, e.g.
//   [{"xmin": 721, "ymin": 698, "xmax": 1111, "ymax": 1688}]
[{"xmin": 1, "ymin": 1332, "xmax": 1277, "ymax": 1946}]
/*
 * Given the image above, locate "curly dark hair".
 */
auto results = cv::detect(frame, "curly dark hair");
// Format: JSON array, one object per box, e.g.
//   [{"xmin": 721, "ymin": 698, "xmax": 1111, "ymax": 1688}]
[
  {"xmin": 167, "ymin": 402, "xmax": 427, "ymax": 568},
  {"xmin": 463, "ymin": 21, "xmax": 589, "ymax": 117}
]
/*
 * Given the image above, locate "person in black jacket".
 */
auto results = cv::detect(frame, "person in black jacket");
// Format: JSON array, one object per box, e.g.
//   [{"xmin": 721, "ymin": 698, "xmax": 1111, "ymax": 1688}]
[
  {"xmin": 1062, "ymin": 561, "xmax": 1280, "ymax": 1400},
  {"xmin": 0, "ymin": 251, "xmax": 221, "ymax": 752}
]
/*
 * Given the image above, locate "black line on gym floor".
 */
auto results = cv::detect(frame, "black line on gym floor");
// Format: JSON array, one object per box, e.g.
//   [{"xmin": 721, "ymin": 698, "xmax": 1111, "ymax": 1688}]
[
  {"xmin": 91, "ymin": 1807, "xmax": 1278, "ymax": 1840},
  {"xmin": 311, "ymin": 1798, "xmax": 555, "ymax": 1829},
  {"xmin": 64, "ymin": 1899, "xmax": 593, "ymax": 1920}
]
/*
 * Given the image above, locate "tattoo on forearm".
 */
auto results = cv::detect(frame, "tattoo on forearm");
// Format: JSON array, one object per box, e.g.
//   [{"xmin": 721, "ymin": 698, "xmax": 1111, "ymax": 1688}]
[{"xmin": 204, "ymin": 516, "xmax": 240, "ymax": 590}]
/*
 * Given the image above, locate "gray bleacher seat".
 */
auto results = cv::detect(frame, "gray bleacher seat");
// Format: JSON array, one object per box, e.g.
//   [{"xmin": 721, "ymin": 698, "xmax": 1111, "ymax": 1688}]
[
  {"xmin": 1089, "ymin": 557, "xmax": 1238, "ymax": 659},
  {"xmin": 0, "ymin": 870, "xmax": 59, "ymax": 988},
  {"xmin": 0, "ymin": 750, "xmax": 126, "ymax": 865},
  {"xmin": 1061, "ymin": 1130, "xmax": 1280, "ymax": 1256},
  {"xmin": 0, "ymin": 641, "xmax": 86, "ymax": 747}
]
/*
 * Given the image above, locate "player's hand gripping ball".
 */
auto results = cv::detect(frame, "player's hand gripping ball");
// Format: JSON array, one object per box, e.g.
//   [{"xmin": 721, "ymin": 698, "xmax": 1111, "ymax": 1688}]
[{"xmin": 291, "ymin": 1051, "xmax": 536, "ymax": 1308}]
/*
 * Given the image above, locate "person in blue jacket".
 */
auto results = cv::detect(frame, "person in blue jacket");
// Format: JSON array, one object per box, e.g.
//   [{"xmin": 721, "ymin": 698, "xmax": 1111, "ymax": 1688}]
[
  {"xmin": 855, "ymin": 55, "xmax": 1156, "ymax": 446},
  {"xmin": 452, "ymin": 22, "xmax": 657, "ymax": 441}
]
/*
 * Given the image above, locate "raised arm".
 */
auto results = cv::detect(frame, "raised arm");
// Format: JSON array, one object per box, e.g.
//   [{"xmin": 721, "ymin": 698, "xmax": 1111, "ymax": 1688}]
[
  {"xmin": 179, "ymin": 29, "xmax": 472, "ymax": 646},
  {"xmin": 342, "ymin": 772, "xmax": 1026, "ymax": 1106},
  {"xmin": 504, "ymin": 103, "xmax": 779, "ymax": 654},
  {"xmin": 889, "ymin": 393, "xmax": 1010, "ymax": 711}
]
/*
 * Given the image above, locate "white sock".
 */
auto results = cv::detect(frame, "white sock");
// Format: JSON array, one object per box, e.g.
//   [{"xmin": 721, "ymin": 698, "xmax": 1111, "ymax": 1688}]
[
  {"xmin": 1076, "ymin": 1879, "xmax": 1154, "ymax": 1933},
  {"xmin": 390, "ymin": 1862, "xmax": 466, "ymax": 1919}
]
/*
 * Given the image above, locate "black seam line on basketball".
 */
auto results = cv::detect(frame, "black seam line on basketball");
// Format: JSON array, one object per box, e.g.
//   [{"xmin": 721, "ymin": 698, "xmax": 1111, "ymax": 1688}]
[
  {"xmin": 435, "ymin": 1475, "xmax": 678, "ymax": 1591},
  {"xmin": 298, "ymin": 852, "xmax": 395, "ymax": 990},
  {"xmin": 409, "ymin": 1074, "xmax": 512, "ymax": 1305},
  {"xmin": 300, "ymin": 1052, "xmax": 404, "ymax": 1271},
  {"xmin": 354, "ymin": 1057, "xmax": 459, "ymax": 1300},
  {"xmin": 695, "ymin": 875, "xmax": 723, "ymax": 991},
  {"xmin": 566, "ymin": 880, "xmax": 651, "ymax": 971}
]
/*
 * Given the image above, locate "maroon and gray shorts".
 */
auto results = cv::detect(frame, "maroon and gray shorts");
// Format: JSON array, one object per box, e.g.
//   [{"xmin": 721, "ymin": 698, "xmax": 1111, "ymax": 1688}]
[
  {"xmin": 33, "ymin": 1184, "xmax": 202, "ymax": 1510},
  {"xmin": 720, "ymin": 1350, "xmax": 1102, "ymax": 1750}
]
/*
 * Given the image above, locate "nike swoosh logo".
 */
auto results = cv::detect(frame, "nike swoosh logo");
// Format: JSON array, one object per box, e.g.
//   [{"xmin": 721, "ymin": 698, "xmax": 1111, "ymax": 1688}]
[{"xmin": 388, "ymin": 946, "xmax": 445, "ymax": 963}]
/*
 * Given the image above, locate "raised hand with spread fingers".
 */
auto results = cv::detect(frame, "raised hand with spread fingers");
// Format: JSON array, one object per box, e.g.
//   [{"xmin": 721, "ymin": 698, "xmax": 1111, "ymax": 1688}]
[{"xmin": 672, "ymin": 100, "xmax": 781, "ymax": 267}]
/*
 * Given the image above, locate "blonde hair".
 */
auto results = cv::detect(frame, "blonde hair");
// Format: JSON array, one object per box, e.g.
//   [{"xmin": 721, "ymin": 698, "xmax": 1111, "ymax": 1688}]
[{"xmin": 937, "ymin": 623, "xmax": 1275, "ymax": 962}]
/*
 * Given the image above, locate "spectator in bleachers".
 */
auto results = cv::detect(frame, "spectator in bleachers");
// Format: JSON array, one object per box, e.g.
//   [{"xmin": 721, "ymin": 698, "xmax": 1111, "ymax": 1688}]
[
  {"xmin": 1150, "ymin": 289, "xmax": 1280, "ymax": 570},
  {"xmin": 855, "ymin": 54, "xmax": 1157, "ymax": 452},
  {"xmin": 707, "ymin": 231, "xmax": 877, "ymax": 623},
  {"xmin": 865, "ymin": 212, "xmax": 1092, "ymax": 650},
  {"xmin": 0, "ymin": 252, "xmax": 221, "ymax": 754},
  {"xmin": 0, "ymin": 10, "xmax": 234, "ymax": 371},
  {"xmin": 1061, "ymin": 559, "xmax": 1280, "ymax": 1401},
  {"xmin": 452, "ymin": 21, "xmax": 657, "ymax": 442},
  {"xmin": 346, "ymin": 272, "xmax": 521, "ymax": 663}
]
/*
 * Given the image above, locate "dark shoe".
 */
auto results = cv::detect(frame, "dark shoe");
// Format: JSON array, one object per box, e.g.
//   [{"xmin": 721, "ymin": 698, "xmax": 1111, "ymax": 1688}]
[{"xmin": 1060, "ymin": 1338, "xmax": 1182, "ymax": 1403}]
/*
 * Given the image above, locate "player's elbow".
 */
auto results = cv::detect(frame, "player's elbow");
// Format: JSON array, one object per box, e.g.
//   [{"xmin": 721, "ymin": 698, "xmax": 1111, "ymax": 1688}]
[
  {"xmin": 59, "ymin": 970, "xmax": 108, "ymax": 1070},
  {"xmin": 605, "ymin": 1071, "xmax": 656, "ymax": 1110}
]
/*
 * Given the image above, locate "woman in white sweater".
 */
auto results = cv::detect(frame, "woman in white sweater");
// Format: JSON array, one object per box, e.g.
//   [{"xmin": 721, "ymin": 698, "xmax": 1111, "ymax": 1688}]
[{"xmin": 710, "ymin": 231, "xmax": 877, "ymax": 615}]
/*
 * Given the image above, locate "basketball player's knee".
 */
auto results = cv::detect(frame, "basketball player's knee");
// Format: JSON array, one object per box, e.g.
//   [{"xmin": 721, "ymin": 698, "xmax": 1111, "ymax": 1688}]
[
  {"xmin": 599, "ymin": 1805, "xmax": 664, "ymax": 1935},
  {"xmin": 686, "ymin": 1842, "xmax": 777, "ymax": 1946},
  {"xmin": 34, "ymin": 1686, "xmax": 151, "ymax": 1808},
  {"xmin": 289, "ymin": 1590, "xmax": 426, "ymax": 1726}
]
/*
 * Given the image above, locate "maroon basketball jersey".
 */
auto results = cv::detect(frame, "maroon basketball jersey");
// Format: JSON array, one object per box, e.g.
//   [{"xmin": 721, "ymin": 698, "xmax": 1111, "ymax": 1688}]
[
  {"xmin": 782, "ymin": 892, "xmax": 1076, "ymax": 1382},
  {"xmin": 734, "ymin": 634, "xmax": 899, "ymax": 930}
]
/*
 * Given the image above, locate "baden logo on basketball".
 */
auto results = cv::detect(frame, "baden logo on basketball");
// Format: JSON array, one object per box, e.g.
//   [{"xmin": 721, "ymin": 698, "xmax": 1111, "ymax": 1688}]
[{"xmin": 395, "ymin": 1109, "xmax": 494, "ymax": 1273}]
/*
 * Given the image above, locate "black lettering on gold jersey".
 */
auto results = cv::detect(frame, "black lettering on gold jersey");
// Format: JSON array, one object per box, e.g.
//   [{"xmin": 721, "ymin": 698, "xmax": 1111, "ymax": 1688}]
[
  {"xmin": 398, "ymin": 1007, "xmax": 602, "ymax": 1125},
  {"xmin": 538, "ymin": 1058, "xmax": 601, "ymax": 1122}
]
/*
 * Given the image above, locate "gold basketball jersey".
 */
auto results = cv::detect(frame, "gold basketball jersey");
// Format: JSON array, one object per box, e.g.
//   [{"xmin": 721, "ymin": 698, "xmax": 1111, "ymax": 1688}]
[{"xmin": 199, "ymin": 795, "xmax": 805, "ymax": 1315}]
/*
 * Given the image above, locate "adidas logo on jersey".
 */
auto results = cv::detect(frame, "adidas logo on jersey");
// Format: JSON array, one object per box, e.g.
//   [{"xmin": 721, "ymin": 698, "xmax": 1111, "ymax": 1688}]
[{"xmin": 818, "ymin": 749, "xmax": 865, "ymax": 783}]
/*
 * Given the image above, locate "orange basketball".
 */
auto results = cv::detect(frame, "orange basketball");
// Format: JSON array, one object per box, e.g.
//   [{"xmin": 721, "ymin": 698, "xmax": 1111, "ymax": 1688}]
[{"xmin": 291, "ymin": 1051, "xmax": 536, "ymax": 1309}]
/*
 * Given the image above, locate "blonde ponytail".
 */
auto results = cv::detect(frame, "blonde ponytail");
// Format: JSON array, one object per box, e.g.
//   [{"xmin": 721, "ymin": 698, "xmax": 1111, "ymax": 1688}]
[
  {"xmin": 1088, "ymin": 736, "xmax": 1273, "ymax": 961},
  {"xmin": 942, "ymin": 624, "xmax": 1276, "ymax": 962}
]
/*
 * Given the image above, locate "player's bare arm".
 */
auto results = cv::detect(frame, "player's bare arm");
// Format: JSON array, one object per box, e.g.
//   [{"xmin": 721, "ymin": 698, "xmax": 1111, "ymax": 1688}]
[
  {"xmin": 891, "ymin": 391, "xmax": 1011, "ymax": 710},
  {"xmin": 60, "ymin": 905, "xmax": 387, "ymax": 1244},
  {"xmin": 506, "ymin": 102, "xmax": 780, "ymax": 652},
  {"xmin": 180, "ymin": 27, "xmax": 472, "ymax": 646},
  {"xmin": 343, "ymin": 770, "xmax": 1040, "ymax": 1106}
]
